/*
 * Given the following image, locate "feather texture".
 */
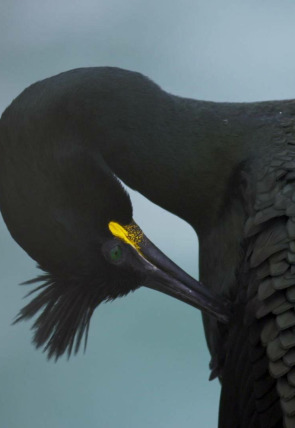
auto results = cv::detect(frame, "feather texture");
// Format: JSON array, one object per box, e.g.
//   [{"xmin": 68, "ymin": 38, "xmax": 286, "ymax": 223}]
[{"xmin": 14, "ymin": 270, "xmax": 100, "ymax": 360}]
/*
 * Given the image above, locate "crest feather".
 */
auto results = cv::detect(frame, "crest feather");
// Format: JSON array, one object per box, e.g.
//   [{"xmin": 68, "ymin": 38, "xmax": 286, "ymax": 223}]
[{"xmin": 14, "ymin": 270, "xmax": 99, "ymax": 360}]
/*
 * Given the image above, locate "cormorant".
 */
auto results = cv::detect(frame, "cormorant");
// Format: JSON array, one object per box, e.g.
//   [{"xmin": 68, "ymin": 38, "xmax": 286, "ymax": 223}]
[{"xmin": 0, "ymin": 67, "xmax": 294, "ymax": 427}]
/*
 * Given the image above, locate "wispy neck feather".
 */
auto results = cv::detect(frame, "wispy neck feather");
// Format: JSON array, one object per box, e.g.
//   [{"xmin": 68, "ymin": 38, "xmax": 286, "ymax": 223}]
[{"xmin": 14, "ymin": 270, "xmax": 98, "ymax": 360}]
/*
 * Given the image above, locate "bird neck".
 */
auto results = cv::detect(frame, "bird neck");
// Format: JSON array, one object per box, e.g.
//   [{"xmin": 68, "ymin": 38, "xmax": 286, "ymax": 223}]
[{"xmin": 92, "ymin": 91, "xmax": 273, "ymax": 236}]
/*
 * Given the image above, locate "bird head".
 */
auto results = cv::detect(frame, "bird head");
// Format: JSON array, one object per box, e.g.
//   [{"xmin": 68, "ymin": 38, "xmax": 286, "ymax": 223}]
[{"xmin": 10, "ymin": 148, "xmax": 230, "ymax": 360}]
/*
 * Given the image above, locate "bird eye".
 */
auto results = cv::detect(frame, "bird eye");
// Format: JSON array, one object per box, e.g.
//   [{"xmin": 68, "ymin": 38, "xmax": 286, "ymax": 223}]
[{"xmin": 109, "ymin": 245, "xmax": 123, "ymax": 262}]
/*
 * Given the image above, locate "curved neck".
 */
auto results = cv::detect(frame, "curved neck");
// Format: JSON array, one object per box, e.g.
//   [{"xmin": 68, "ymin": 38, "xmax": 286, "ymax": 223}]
[
  {"xmin": 24, "ymin": 68, "xmax": 289, "ymax": 235},
  {"xmin": 87, "ymin": 92, "xmax": 270, "ymax": 235}
]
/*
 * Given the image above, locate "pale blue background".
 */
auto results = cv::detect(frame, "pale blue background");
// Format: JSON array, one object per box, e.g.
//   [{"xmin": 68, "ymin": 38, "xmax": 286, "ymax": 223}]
[{"xmin": 0, "ymin": 1, "xmax": 295, "ymax": 427}]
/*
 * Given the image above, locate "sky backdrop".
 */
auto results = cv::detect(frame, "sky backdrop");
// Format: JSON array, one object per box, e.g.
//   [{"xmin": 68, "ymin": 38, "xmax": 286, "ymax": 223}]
[{"xmin": 1, "ymin": 1, "xmax": 295, "ymax": 427}]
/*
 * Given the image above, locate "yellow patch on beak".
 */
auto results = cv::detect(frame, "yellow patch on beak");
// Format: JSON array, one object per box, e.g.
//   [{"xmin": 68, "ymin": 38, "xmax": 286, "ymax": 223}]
[{"xmin": 108, "ymin": 221, "xmax": 144, "ymax": 252}]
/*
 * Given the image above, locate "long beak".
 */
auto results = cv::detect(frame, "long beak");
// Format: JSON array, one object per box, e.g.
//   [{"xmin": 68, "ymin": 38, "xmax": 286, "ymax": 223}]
[{"xmin": 137, "ymin": 237, "xmax": 231, "ymax": 323}]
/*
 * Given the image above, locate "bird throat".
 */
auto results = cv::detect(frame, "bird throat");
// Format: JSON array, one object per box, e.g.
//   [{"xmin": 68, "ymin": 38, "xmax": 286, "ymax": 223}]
[{"xmin": 108, "ymin": 221, "xmax": 144, "ymax": 252}]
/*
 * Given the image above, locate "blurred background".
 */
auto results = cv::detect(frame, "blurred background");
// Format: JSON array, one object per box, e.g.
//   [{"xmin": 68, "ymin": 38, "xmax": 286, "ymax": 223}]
[{"xmin": 1, "ymin": 1, "xmax": 295, "ymax": 427}]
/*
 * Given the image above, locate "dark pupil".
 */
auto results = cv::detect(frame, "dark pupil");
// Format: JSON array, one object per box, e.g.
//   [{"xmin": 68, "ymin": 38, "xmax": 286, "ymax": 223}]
[{"xmin": 110, "ymin": 245, "xmax": 122, "ymax": 261}]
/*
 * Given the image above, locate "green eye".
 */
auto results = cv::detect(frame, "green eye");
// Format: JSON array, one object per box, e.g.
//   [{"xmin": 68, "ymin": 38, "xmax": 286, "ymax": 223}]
[{"xmin": 110, "ymin": 245, "xmax": 123, "ymax": 262}]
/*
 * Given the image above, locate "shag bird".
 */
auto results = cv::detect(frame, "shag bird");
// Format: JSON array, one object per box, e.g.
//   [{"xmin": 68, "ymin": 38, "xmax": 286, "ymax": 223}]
[{"xmin": 1, "ymin": 67, "xmax": 295, "ymax": 427}]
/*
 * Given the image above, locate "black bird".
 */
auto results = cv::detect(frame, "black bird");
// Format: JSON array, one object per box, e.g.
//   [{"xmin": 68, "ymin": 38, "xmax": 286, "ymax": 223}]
[
  {"xmin": 0, "ymin": 69, "xmax": 229, "ymax": 356},
  {"xmin": 0, "ymin": 67, "xmax": 295, "ymax": 427}
]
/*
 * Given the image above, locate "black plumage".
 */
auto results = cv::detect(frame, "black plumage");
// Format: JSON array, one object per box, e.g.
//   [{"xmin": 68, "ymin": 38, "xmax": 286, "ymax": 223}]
[{"xmin": 1, "ymin": 66, "xmax": 295, "ymax": 427}]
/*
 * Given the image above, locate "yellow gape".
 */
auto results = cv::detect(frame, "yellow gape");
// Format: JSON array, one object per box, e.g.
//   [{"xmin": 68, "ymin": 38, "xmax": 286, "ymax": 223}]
[{"xmin": 108, "ymin": 221, "xmax": 144, "ymax": 252}]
